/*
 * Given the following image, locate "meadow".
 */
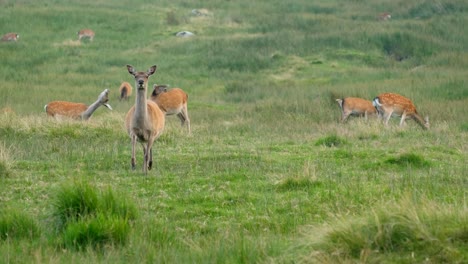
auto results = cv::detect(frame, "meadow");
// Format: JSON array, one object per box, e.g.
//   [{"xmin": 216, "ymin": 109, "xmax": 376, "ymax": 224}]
[{"xmin": 0, "ymin": 0, "xmax": 467, "ymax": 263}]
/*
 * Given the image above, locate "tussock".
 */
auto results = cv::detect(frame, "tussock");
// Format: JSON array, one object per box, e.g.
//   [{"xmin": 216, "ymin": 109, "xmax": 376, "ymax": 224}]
[{"xmin": 295, "ymin": 197, "xmax": 468, "ymax": 263}]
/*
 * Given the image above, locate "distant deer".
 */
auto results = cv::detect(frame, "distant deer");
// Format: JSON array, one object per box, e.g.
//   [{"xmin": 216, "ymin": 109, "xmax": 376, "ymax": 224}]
[
  {"xmin": 124, "ymin": 65, "xmax": 165, "ymax": 174},
  {"xmin": 150, "ymin": 84, "xmax": 191, "ymax": 134},
  {"xmin": 119, "ymin": 81, "xmax": 133, "ymax": 101},
  {"xmin": 77, "ymin": 29, "xmax": 95, "ymax": 41},
  {"xmin": 1, "ymin": 33, "xmax": 19, "ymax": 42},
  {"xmin": 335, "ymin": 97, "xmax": 377, "ymax": 123},
  {"xmin": 377, "ymin": 12, "xmax": 392, "ymax": 21},
  {"xmin": 373, "ymin": 93, "xmax": 429, "ymax": 130},
  {"xmin": 45, "ymin": 89, "xmax": 112, "ymax": 120}
]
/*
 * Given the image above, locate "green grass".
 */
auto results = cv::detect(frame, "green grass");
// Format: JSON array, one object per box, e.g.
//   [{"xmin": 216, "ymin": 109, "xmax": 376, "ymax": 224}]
[{"xmin": 0, "ymin": 0, "xmax": 467, "ymax": 262}]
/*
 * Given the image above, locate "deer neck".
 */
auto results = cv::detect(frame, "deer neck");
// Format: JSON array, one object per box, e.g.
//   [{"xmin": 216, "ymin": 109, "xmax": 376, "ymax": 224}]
[
  {"xmin": 133, "ymin": 87, "xmax": 149, "ymax": 127},
  {"xmin": 81, "ymin": 99, "xmax": 101, "ymax": 120}
]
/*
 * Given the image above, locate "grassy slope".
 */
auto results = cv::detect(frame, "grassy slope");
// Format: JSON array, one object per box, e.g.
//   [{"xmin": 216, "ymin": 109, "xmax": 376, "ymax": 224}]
[{"xmin": 0, "ymin": 0, "xmax": 467, "ymax": 262}]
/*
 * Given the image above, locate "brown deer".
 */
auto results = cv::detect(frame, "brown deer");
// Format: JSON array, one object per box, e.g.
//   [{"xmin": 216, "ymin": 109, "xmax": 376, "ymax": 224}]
[
  {"xmin": 1, "ymin": 33, "xmax": 19, "ymax": 42},
  {"xmin": 377, "ymin": 12, "xmax": 392, "ymax": 21},
  {"xmin": 150, "ymin": 84, "xmax": 191, "ymax": 134},
  {"xmin": 373, "ymin": 93, "xmax": 429, "ymax": 130},
  {"xmin": 77, "ymin": 29, "xmax": 95, "ymax": 41},
  {"xmin": 44, "ymin": 89, "xmax": 112, "ymax": 120},
  {"xmin": 124, "ymin": 65, "xmax": 165, "ymax": 174},
  {"xmin": 119, "ymin": 81, "xmax": 133, "ymax": 101},
  {"xmin": 335, "ymin": 97, "xmax": 377, "ymax": 123}
]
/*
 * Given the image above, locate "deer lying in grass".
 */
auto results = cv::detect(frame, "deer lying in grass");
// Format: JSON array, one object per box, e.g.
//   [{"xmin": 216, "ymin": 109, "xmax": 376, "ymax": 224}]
[
  {"xmin": 124, "ymin": 65, "xmax": 165, "ymax": 174},
  {"xmin": 377, "ymin": 12, "xmax": 392, "ymax": 21},
  {"xmin": 1, "ymin": 33, "xmax": 19, "ymax": 42},
  {"xmin": 119, "ymin": 81, "xmax": 133, "ymax": 101},
  {"xmin": 373, "ymin": 92, "xmax": 429, "ymax": 130},
  {"xmin": 77, "ymin": 29, "xmax": 95, "ymax": 41},
  {"xmin": 45, "ymin": 89, "xmax": 112, "ymax": 120},
  {"xmin": 150, "ymin": 84, "xmax": 191, "ymax": 134},
  {"xmin": 335, "ymin": 97, "xmax": 377, "ymax": 123}
]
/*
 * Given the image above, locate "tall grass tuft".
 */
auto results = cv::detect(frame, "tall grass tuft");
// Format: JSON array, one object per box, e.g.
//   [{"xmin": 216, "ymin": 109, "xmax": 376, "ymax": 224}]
[
  {"xmin": 0, "ymin": 208, "xmax": 41, "ymax": 241},
  {"xmin": 376, "ymin": 32, "xmax": 435, "ymax": 62},
  {"xmin": 52, "ymin": 181, "xmax": 99, "ymax": 231},
  {"xmin": 0, "ymin": 143, "xmax": 12, "ymax": 178},
  {"xmin": 315, "ymin": 135, "xmax": 347, "ymax": 147},
  {"xmin": 51, "ymin": 181, "xmax": 137, "ymax": 250},
  {"xmin": 101, "ymin": 188, "xmax": 138, "ymax": 221},
  {"xmin": 385, "ymin": 153, "xmax": 430, "ymax": 168},
  {"xmin": 296, "ymin": 197, "xmax": 468, "ymax": 263},
  {"xmin": 61, "ymin": 213, "xmax": 130, "ymax": 250}
]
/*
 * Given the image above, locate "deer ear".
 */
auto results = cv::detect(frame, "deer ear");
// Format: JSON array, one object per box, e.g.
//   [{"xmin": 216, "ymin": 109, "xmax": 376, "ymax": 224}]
[
  {"xmin": 148, "ymin": 65, "xmax": 157, "ymax": 75},
  {"xmin": 126, "ymin": 65, "xmax": 135, "ymax": 75}
]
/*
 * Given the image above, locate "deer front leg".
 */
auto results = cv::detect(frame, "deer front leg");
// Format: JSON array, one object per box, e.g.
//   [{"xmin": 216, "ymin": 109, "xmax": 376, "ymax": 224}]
[
  {"xmin": 131, "ymin": 135, "xmax": 136, "ymax": 170},
  {"xmin": 142, "ymin": 145, "xmax": 148, "ymax": 174}
]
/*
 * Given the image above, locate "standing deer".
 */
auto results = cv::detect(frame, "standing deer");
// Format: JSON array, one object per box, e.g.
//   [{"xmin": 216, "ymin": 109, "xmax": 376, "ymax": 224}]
[
  {"xmin": 124, "ymin": 65, "xmax": 165, "ymax": 174},
  {"xmin": 77, "ymin": 29, "xmax": 95, "ymax": 41},
  {"xmin": 335, "ymin": 97, "xmax": 377, "ymax": 123},
  {"xmin": 373, "ymin": 93, "xmax": 429, "ymax": 130},
  {"xmin": 44, "ymin": 89, "xmax": 112, "ymax": 120},
  {"xmin": 1, "ymin": 33, "xmax": 19, "ymax": 42},
  {"xmin": 119, "ymin": 81, "xmax": 133, "ymax": 101},
  {"xmin": 150, "ymin": 84, "xmax": 191, "ymax": 134}
]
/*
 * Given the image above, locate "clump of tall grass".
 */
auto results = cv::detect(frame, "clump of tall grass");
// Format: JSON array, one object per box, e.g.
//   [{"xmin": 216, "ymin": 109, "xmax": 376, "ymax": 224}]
[
  {"xmin": 295, "ymin": 197, "xmax": 468, "ymax": 263},
  {"xmin": 385, "ymin": 152, "xmax": 430, "ymax": 168},
  {"xmin": 61, "ymin": 213, "xmax": 131, "ymax": 250},
  {"xmin": 0, "ymin": 143, "xmax": 13, "ymax": 178},
  {"xmin": 376, "ymin": 32, "xmax": 436, "ymax": 62},
  {"xmin": 0, "ymin": 208, "xmax": 41, "ymax": 240},
  {"xmin": 51, "ymin": 181, "xmax": 138, "ymax": 250}
]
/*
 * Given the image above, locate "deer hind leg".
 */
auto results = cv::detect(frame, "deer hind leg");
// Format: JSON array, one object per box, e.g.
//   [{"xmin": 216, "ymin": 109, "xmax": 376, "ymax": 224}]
[
  {"xmin": 341, "ymin": 111, "xmax": 351, "ymax": 123},
  {"xmin": 382, "ymin": 108, "xmax": 393, "ymax": 125},
  {"xmin": 183, "ymin": 105, "xmax": 191, "ymax": 133},
  {"xmin": 178, "ymin": 105, "xmax": 191, "ymax": 133},
  {"xmin": 399, "ymin": 112, "xmax": 407, "ymax": 126},
  {"xmin": 177, "ymin": 113, "xmax": 186, "ymax": 126}
]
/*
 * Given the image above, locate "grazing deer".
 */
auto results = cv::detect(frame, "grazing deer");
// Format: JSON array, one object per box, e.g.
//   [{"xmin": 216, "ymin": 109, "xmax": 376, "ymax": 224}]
[
  {"xmin": 45, "ymin": 89, "xmax": 112, "ymax": 120},
  {"xmin": 119, "ymin": 81, "xmax": 133, "ymax": 101},
  {"xmin": 150, "ymin": 84, "xmax": 191, "ymax": 134},
  {"xmin": 335, "ymin": 97, "xmax": 377, "ymax": 123},
  {"xmin": 1, "ymin": 33, "xmax": 19, "ymax": 42},
  {"xmin": 77, "ymin": 29, "xmax": 95, "ymax": 41},
  {"xmin": 373, "ymin": 93, "xmax": 429, "ymax": 130},
  {"xmin": 124, "ymin": 65, "xmax": 165, "ymax": 174}
]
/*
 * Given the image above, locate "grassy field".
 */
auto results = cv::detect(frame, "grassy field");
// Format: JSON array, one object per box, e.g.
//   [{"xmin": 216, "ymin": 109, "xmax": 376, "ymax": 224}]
[{"xmin": 1, "ymin": 0, "xmax": 467, "ymax": 263}]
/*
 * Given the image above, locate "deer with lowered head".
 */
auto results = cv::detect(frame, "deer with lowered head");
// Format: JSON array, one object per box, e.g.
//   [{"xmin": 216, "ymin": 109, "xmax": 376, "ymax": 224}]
[
  {"xmin": 119, "ymin": 81, "xmax": 133, "ymax": 101},
  {"xmin": 335, "ymin": 97, "xmax": 377, "ymax": 123},
  {"xmin": 124, "ymin": 65, "xmax": 165, "ymax": 174},
  {"xmin": 150, "ymin": 84, "xmax": 191, "ymax": 134},
  {"xmin": 44, "ymin": 89, "xmax": 112, "ymax": 120},
  {"xmin": 373, "ymin": 92, "xmax": 429, "ymax": 130}
]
